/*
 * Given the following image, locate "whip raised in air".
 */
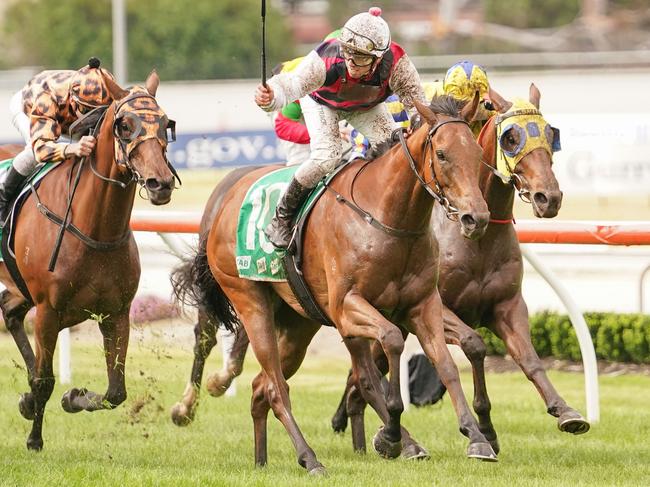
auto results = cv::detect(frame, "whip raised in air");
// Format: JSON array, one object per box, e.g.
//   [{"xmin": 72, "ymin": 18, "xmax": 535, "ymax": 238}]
[{"xmin": 261, "ymin": 0, "xmax": 267, "ymax": 87}]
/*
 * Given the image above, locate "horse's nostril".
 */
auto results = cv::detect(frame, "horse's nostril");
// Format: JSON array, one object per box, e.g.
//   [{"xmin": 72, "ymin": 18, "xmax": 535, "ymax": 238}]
[
  {"xmin": 533, "ymin": 192, "xmax": 548, "ymax": 207},
  {"xmin": 460, "ymin": 213, "xmax": 476, "ymax": 229},
  {"xmin": 145, "ymin": 178, "xmax": 162, "ymax": 191}
]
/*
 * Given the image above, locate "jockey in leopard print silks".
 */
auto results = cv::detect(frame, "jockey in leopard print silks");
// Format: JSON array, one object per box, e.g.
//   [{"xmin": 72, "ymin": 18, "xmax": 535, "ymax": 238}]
[
  {"xmin": 255, "ymin": 7, "xmax": 426, "ymax": 249},
  {"xmin": 0, "ymin": 57, "xmax": 115, "ymax": 226}
]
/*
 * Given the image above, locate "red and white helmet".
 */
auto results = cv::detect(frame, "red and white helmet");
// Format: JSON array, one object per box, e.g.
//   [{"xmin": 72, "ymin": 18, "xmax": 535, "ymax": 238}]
[{"xmin": 339, "ymin": 7, "xmax": 391, "ymax": 58}]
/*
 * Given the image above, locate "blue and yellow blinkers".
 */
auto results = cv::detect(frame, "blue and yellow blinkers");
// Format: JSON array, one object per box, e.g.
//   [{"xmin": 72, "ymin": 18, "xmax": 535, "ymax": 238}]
[{"xmin": 495, "ymin": 98, "xmax": 561, "ymax": 180}]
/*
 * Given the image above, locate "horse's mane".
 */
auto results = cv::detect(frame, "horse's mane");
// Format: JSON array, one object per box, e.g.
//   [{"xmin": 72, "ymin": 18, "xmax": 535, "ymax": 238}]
[
  {"xmin": 429, "ymin": 94, "xmax": 466, "ymax": 119},
  {"xmin": 366, "ymin": 94, "xmax": 466, "ymax": 160}
]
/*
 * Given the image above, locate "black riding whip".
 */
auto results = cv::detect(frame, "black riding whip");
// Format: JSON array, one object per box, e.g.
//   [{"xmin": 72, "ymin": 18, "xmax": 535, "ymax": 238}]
[
  {"xmin": 47, "ymin": 155, "xmax": 85, "ymax": 272},
  {"xmin": 261, "ymin": 0, "xmax": 267, "ymax": 87},
  {"xmin": 47, "ymin": 111, "xmax": 105, "ymax": 272}
]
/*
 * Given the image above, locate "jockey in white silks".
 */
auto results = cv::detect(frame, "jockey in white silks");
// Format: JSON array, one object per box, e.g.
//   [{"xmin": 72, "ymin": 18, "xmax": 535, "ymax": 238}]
[{"xmin": 254, "ymin": 7, "xmax": 426, "ymax": 249}]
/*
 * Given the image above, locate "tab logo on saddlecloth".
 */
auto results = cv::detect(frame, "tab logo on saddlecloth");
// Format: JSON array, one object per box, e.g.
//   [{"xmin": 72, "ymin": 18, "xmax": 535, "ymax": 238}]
[{"xmin": 236, "ymin": 255, "xmax": 251, "ymax": 270}]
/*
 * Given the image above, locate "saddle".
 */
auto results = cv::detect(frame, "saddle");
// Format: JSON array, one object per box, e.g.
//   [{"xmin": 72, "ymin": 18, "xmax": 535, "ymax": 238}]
[
  {"xmin": 0, "ymin": 107, "xmax": 110, "ymax": 302},
  {"xmin": 0, "ymin": 161, "xmax": 58, "ymax": 303},
  {"xmin": 236, "ymin": 162, "xmax": 353, "ymax": 327}
]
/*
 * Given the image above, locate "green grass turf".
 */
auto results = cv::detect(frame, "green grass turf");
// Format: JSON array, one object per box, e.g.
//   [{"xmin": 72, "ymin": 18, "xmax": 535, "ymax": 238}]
[{"xmin": 1, "ymin": 333, "xmax": 649, "ymax": 486}]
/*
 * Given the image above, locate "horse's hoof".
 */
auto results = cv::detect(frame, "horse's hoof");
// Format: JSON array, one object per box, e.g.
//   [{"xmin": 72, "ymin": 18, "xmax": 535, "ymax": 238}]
[
  {"xmin": 372, "ymin": 427, "xmax": 402, "ymax": 459},
  {"xmin": 26, "ymin": 436, "xmax": 43, "ymax": 451},
  {"xmin": 467, "ymin": 442, "xmax": 498, "ymax": 462},
  {"xmin": 558, "ymin": 411, "xmax": 590, "ymax": 435},
  {"xmin": 18, "ymin": 393, "xmax": 35, "ymax": 420},
  {"xmin": 401, "ymin": 442, "xmax": 430, "ymax": 460},
  {"xmin": 489, "ymin": 437, "xmax": 500, "ymax": 456},
  {"xmin": 61, "ymin": 388, "xmax": 85, "ymax": 413},
  {"xmin": 308, "ymin": 464, "xmax": 328, "ymax": 476},
  {"xmin": 206, "ymin": 371, "xmax": 230, "ymax": 397},
  {"xmin": 170, "ymin": 403, "xmax": 193, "ymax": 427},
  {"xmin": 480, "ymin": 431, "xmax": 500, "ymax": 455},
  {"xmin": 331, "ymin": 414, "xmax": 348, "ymax": 434}
]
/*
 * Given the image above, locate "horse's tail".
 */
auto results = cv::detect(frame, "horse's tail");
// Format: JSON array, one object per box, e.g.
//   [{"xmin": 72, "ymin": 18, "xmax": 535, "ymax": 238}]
[{"xmin": 170, "ymin": 240, "xmax": 240, "ymax": 333}]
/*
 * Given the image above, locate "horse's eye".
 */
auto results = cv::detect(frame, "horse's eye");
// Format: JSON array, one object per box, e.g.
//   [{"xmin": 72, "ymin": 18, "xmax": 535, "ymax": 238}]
[{"xmin": 121, "ymin": 122, "xmax": 130, "ymax": 132}]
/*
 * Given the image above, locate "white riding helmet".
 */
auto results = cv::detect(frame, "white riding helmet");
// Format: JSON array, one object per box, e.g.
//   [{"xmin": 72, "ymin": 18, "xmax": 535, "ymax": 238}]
[{"xmin": 339, "ymin": 7, "xmax": 391, "ymax": 58}]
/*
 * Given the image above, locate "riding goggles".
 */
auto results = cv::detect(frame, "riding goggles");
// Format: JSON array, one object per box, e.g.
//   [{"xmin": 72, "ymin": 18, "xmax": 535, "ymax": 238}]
[
  {"xmin": 339, "ymin": 27, "xmax": 389, "ymax": 55},
  {"xmin": 495, "ymin": 98, "xmax": 561, "ymax": 178},
  {"xmin": 340, "ymin": 46, "xmax": 376, "ymax": 67}
]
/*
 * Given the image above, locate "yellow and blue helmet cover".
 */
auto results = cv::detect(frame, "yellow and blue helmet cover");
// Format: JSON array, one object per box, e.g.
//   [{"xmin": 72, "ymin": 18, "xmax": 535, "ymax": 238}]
[{"xmin": 444, "ymin": 61, "xmax": 489, "ymax": 101}]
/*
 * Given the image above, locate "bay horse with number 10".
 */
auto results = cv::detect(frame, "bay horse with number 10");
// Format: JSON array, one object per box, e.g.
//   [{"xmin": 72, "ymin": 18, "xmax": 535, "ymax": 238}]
[
  {"xmin": 0, "ymin": 70, "xmax": 176, "ymax": 450},
  {"xmin": 172, "ymin": 94, "xmax": 498, "ymax": 474}
]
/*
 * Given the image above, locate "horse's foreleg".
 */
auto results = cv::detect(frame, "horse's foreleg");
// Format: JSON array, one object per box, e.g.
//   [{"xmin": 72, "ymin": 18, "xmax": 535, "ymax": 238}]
[
  {"xmin": 330, "ymin": 369, "xmax": 352, "ymax": 433},
  {"xmin": 171, "ymin": 309, "xmax": 218, "ymax": 426},
  {"xmin": 61, "ymin": 312, "xmax": 129, "ymax": 413},
  {"xmin": 25, "ymin": 306, "xmax": 59, "ymax": 450},
  {"xmin": 337, "ymin": 293, "xmax": 405, "ymax": 456},
  {"xmin": 492, "ymin": 295, "xmax": 589, "ymax": 434},
  {"xmin": 206, "ymin": 325, "xmax": 249, "ymax": 397},
  {"xmin": 0, "ymin": 290, "xmax": 35, "ymax": 376},
  {"xmin": 340, "ymin": 340, "xmax": 376, "ymax": 454},
  {"xmin": 344, "ymin": 337, "xmax": 429, "ymax": 460},
  {"xmin": 411, "ymin": 291, "xmax": 497, "ymax": 462},
  {"xmin": 443, "ymin": 307, "xmax": 499, "ymax": 454}
]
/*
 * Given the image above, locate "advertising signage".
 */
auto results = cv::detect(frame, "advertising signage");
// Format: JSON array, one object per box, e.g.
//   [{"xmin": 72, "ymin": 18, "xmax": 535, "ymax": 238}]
[{"xmin": 168, "ymin": 129, "xmax": 285, "ymax": 169}]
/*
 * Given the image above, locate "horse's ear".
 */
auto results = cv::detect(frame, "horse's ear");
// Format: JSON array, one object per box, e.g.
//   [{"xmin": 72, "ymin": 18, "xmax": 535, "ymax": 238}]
[
  {"xmin": 414, "ymin": 99, "xmax": 438, "ymax": 125},
  {"xmin": 102, "ymin": 71, "xmax": 129, "ymax": 101},
  {"xmin": 460, "ymin": 90, "xmax": 480, "ymax": 123},
  {"xmin": 529, "ymin": 83, "xmax": 541, "ymax": 110},
  {"xmin": 145, "ymin": 69, "xmax": 160, "ymax": 97},
  {"xmin": 488, "ymin": 87, "xmax": 512, "ymax": 114}
]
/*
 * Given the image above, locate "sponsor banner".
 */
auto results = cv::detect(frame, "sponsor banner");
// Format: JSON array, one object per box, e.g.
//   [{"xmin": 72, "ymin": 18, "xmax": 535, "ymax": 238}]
[
  {"xmin": 2, "ymin": 113, "xmax": 650, "ymax": 197},
  {"xmin": 0, "ymin": 129, "xmax": 287, "ymax": 169},
  {"xmin": 550, "ymin": 114, "xmax": 650, "ymax": 195},
  {"xmin": 168, "ymin": 130, "xmax": 286, "ymax": 169}
]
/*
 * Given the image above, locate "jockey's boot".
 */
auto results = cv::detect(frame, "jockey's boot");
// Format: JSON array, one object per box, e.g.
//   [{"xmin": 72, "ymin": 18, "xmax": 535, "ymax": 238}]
[
  {"xmin": 0, "ymin": 166, "xmax": 28, "ymax": 228},
  {"xmin": 264, "ymin": 177, "xmax": 312, "ymax": 249}
]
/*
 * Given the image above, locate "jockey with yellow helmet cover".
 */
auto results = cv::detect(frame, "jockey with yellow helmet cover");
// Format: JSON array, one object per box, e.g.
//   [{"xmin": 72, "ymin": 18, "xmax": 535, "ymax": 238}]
[
  {"xmin": 0, "ymin": 57, "xmax": 115, "ymax": 224},
  {"xmin": 347, "ymin": 61, "xmax": 494, "ymax": 159},
  {"xmin": 255, "ymin": 7, "xmax": 426, "ymax": 249},
  {"xmin": 426, "ymin": 60, "xmax": 495, "ymax": 136}
]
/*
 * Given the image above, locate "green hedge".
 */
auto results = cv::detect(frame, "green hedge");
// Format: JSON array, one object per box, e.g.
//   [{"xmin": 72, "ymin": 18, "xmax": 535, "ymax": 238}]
[
  {"xmin": 4, "ymin": 308, "xmax": 649, "ymax": 364},
  {"xmin": 478, "ymin": 311, "xmax": 650, "ymax": 364}
]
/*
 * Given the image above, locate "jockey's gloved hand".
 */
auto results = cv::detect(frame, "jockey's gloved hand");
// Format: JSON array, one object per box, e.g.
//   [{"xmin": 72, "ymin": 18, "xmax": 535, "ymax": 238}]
[
  {"xmin": 255, "ymin": 84, "xmax": 275, "ymax": 110},
  {"xmin": 66, "ymin": 135, "xmax": 96, "ymax": 158}
]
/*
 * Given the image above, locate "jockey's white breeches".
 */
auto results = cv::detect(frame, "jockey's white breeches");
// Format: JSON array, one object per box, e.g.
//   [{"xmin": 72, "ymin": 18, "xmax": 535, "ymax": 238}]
[
  {"xmin": 294, "ymin": 95, "xmax": 397, "ymax": 188},
  {"xmin": 280, "ymin": 139, "xmax": 311, "ymax": 167},
  {"xmin": 9, "ymin": 90, "xmax": 37, "ymax": 176}
]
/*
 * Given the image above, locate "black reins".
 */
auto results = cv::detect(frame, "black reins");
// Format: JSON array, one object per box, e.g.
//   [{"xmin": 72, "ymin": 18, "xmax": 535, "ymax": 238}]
[
  {"xmin": 324, "ymin": 117, "xmax": 469, "ymax": 239},
  {"xmin": 398, "ymin": 118, "xmax": 470, "ymax": 220},
  {"xmin": 45, "ymin": 107, "xmax": 111, "ymax": 271},
  {"xmin": 40, "ymin": 94, "xmax": 175, "ymax": 271}
]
